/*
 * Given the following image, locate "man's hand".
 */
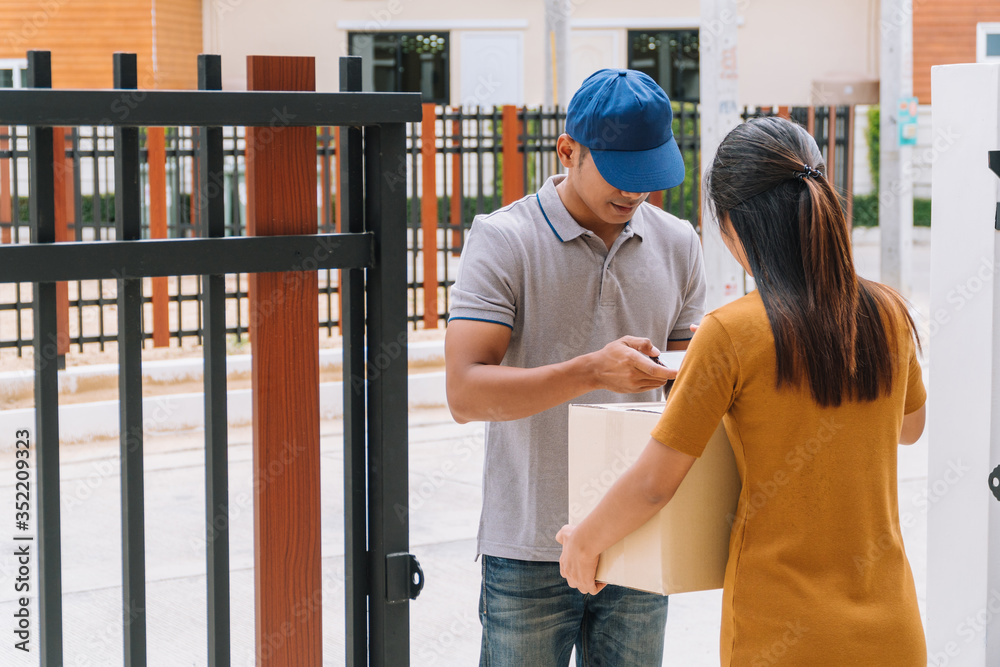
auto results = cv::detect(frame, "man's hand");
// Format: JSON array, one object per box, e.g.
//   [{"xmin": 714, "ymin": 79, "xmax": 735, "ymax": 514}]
[
  {"xmin": 587, "ymin": 336, "xmax": 675, "ymax": 393},
  {"xmin": 556, "ymin": 524, "xmax": 606, "ymax": 596}
]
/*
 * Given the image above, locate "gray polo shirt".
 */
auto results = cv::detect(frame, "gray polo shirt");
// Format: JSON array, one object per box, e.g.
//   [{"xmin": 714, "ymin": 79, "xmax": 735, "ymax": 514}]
[{"xmin": 450, "ymin": 174, "xmax": 707, "ymax": 561}]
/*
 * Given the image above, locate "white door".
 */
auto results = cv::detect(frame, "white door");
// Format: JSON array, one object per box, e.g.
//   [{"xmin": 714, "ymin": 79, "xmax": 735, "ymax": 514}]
[{"xmin": 459, "ymin": 32, "xmax": 524, "ymax": 107}]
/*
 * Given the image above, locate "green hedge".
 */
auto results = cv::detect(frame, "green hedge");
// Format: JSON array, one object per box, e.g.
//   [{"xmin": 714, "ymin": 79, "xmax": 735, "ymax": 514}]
[{"xmin": 852, "ymin": 194, "xmax": 931, "ymax": 227}]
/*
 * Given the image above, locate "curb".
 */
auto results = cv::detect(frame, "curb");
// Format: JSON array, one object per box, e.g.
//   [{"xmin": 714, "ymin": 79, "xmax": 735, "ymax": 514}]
[
  {"xmin": 0, "ymin": 371, "xmax": 447, "ymax": 448},
  {"xmin": 0, "ymin": 340, "xmax": 445, "ymax": 403}
]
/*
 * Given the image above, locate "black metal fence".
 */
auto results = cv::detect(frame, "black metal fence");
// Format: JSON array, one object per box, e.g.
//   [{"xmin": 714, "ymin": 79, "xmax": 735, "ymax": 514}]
[
  {"xmin": 0, "ymin": 102, "xmax": 852, "ymax": 356},
  {"xmin": 0, "ymin": 50, "xmax": 422, "ymax": 666}
]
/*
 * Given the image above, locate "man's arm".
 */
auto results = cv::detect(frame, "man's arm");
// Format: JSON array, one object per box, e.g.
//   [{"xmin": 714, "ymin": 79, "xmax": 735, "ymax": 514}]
[{"xmin": 445, "ymin": 319, "xmax": 676, "ymax": 424}]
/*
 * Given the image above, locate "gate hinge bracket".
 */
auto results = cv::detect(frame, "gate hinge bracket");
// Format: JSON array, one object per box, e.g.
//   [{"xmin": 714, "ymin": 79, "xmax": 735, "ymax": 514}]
[{"xmin": 386, "ymin": 552, "xmax": 424, "ymax": 603}]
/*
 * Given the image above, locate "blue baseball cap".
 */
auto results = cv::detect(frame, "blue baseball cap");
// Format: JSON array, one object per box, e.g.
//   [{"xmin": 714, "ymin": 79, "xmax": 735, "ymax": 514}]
[{"xmin": 565, "ymin": 69, "xmax": 685, "ymax": 193}]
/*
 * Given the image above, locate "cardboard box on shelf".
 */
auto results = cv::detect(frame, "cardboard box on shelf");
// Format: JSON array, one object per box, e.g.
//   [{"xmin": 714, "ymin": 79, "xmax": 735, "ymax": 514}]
[{"xmin": 568, "ymin": 402, "xmax": 741, "ymax": 596}]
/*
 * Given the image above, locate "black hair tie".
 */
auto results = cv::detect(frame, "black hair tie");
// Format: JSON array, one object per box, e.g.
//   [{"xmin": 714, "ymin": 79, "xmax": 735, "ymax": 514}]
[{"xmin": 794, "ymin": 164, "xmax": 822, "ymax": 180}]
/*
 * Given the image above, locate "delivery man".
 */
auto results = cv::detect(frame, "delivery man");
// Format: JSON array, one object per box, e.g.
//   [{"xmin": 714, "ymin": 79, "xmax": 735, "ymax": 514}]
[{"xmin": 445, "ymin": 68, "xmax": 707, "ymax": 665}]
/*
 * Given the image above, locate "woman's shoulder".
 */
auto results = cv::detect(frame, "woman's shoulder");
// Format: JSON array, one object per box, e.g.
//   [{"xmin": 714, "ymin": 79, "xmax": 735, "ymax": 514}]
[
  {"xmin": 706, "ymin": 290, "xmax": 768, "ymax": 330},
  {"xmin": 696, "ymin": 291, "xmax": 772, "ymax": 356}
]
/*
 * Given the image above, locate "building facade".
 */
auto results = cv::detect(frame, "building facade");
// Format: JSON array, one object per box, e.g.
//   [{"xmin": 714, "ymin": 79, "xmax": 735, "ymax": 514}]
[
  {"xmin": 0, "ymin": 0, "xmax": 202, "ymax": 89},
  {"xmin": 203, "ymin": 0, "xmax": 880, "ymax": 107}
]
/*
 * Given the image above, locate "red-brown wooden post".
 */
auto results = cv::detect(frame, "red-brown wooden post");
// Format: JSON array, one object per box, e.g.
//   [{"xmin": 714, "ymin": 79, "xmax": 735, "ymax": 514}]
[
  {"xmin": 246, "ymin": 55, "xmax": 323, "ymax": 667},
  {"xmin": 501, "ymin": 105, "xmax": 524, "ymax": 206},
  {"xmin": 421, "ymin": 103, "xmax": 439, "ymax": 328},
  {"xmin": 807, "ymin": 106, "xmax": 816, "ymax": 135},
  {"xmin": 450, "ymin": 113, "xmax": 463, "ymax": 256},
  {"xmin": 147, "ymin": 127, "xmax": 170, "ymax": 347},
  {"xmin": 0, "ymin": 127, "xmax": 10, "ymax": 244},
  {"xmin": 52, "ymin": 127, "xmax": 71, "ymax": 357},
  {"xmin": 777, "ymin": 105, "xmax": 791, "ymax": 120}
]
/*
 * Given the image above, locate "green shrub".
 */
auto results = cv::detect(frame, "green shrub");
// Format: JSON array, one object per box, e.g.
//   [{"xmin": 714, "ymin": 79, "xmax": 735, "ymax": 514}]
[
  {"xmin": 866, "ymin": 106, "xmax": 880, "ymax": 192},
  {"xmin": 851, "ymin": 193, "xmax": 931, "ymax": 227}
]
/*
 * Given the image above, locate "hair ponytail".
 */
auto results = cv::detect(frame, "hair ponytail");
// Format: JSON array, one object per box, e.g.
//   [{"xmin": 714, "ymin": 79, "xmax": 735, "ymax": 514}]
[{"xmin": 705, "ymin": 116, "xmax": 919, "ymax": 407}]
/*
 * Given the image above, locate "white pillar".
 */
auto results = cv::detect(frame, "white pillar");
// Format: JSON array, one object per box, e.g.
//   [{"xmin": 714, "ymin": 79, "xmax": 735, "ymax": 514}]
[
  {"xmin": 544, "ymin": 0, "xmax": 571, "ymax": 107},
  {"xmin": 879, "ymin": 0, "xmax": 915, "ymax": 294},
  {"xmin": 699, "ymin": 0, "xmax": 746, "ymax": 311},
  {"xmin": 927, "ymin": 63, "xmax": 1000, "ymax": 667}
]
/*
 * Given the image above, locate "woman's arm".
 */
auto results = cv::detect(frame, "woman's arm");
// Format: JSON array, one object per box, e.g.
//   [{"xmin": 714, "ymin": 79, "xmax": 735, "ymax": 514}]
[
  {"xmin": 899, "ymin": 404, "xmax": 925, "ymax": 445},
  {"xmin": 556, "ymin": 437, "xmax": 697, "ymax": 594}
]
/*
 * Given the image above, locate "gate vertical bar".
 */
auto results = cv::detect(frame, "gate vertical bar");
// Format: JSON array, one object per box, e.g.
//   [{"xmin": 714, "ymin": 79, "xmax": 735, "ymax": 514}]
[
  {"xmin": 199, "ymin": 53, "xmax": 231, "ymax": 667},
  {"xmin": 113, "ymin": 52, "xmax": 148, "ymax": 666},
  {"xmin": 27, "ymin": 49, "xmax": 64, "ymax": 667},
  {"xmin": 364, "ymin": 121, "xmax": 411, "ymax": 665},
  {"xmin": 246, "ymin": 55, "xmax": 322, "ymax": 667},
  {"xmin": 339, "ymin": 55, "xmax": 369, "ymax": 667}
]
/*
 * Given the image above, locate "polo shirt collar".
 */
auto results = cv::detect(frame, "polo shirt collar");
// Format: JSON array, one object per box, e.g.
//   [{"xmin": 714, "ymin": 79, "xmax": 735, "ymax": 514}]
[{"xmin": 536, "ymin": 174, "xmax": 647, "ymax": 243}]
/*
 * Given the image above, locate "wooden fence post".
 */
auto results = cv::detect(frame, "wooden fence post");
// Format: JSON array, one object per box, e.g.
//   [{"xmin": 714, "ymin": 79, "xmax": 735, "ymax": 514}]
[
  {"xmin": 147, "ymin": 127, "xmax": 170, "ymax": 347},
  {"xmin": 421, "ymin": 103, "xmax": 439, "ymax": 328},
  {"xmin": 501, "ymin": 105, "xmax": 524, "ymax": 205},
  {"xmin": 246, "ymin": 55, "xmax": 322, "ymax": 667},
  {"xmin": 52, "ymin": 127, "xmax": 71, "ymax": 359}
]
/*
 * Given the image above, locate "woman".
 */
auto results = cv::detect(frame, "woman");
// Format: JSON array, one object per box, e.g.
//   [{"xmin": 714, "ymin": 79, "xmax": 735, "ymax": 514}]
[{"xmin": 557, "ymin": 116, "xmax": 927, "ymax": 665}]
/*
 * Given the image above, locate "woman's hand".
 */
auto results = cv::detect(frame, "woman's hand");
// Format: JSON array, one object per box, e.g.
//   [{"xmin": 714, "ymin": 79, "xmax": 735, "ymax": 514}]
[{"xmin": 555, "ymin": 524, "xmax": 607, "ymax": 595}]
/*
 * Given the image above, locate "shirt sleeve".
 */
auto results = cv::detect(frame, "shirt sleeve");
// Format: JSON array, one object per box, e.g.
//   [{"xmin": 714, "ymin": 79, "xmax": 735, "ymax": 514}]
[
  {"xmin": 651, "ymin": 312, "xmax": 740, "ymax": 457},
  {"xmin": 669, "ymin": 229, "xmax": 708, "ymax": 341},
  {"xmin": 448, "ymin": 217, "xmax": 520, "ymax": 330},
  {"xmin": 903, "ymin": 341, "xmax": 926, "ymax": 415}
]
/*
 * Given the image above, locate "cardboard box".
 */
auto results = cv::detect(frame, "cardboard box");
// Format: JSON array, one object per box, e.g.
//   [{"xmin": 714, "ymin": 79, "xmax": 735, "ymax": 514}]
[{"xmin": 568, "ymin": 402, "xmax": 741, "ymax": 595}]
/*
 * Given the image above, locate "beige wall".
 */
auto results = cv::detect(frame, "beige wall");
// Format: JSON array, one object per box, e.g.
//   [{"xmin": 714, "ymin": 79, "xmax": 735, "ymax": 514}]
[{"xmin": 204, "ymin": 0, "xmax": 880, "ymax": 106}]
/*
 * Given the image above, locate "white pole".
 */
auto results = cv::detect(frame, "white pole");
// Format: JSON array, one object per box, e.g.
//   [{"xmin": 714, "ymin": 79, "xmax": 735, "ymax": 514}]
[
  {"xmin": 544, "ymin": 0, "xmax": 571, "ymax": 108},
  {"xmin": 927, "ymin": 62, "xmax": 1000, "ymax": 667},
  {"xmin": 699, "ymin": 0, "xmax": 745, "ymax": 311},
  {"xmin": 879, "ymin": 0, "xmax": 914, "ymax": 295}
]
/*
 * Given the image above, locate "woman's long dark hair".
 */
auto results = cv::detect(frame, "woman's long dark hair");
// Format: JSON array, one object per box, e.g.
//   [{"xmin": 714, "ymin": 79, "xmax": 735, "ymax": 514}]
[{"xmin": 705, "ymin": 116, "xmax": 919, "ymax": 407}]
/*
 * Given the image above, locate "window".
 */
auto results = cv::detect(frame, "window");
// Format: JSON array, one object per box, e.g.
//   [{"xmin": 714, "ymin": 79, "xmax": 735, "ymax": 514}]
[
  {"xmin": 977, "ymin": 23, "xmax": 1000, "ymax": 63},
  {"xmin": 349, "ymin": 32, "xmax": 450, "ymax": 104},
  {"xmin": 0, "ymin": 59, "xmax": 28, "ymax": 89},
  {"xmin": 627, "ymin": 30, "xmax": 699, "ymax": 102}
]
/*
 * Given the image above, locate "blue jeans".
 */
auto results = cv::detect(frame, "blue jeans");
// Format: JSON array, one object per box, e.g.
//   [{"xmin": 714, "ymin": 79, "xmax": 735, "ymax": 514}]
[{"xmin": 479, "ymin": 555, "xmax": 669, "ymax": 666}]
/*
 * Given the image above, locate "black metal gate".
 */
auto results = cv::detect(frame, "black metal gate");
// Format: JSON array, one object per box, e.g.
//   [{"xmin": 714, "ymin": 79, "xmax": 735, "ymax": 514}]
[{"xmin": 0, "ymin": 51, "xmax": 422, "ymax": 666}]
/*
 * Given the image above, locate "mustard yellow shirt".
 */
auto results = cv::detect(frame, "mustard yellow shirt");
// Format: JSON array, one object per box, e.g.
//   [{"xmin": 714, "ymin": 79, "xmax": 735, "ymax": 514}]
[{"xmin": 652, "ymin": 291, "xmax": 926, "ymax": 666}]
